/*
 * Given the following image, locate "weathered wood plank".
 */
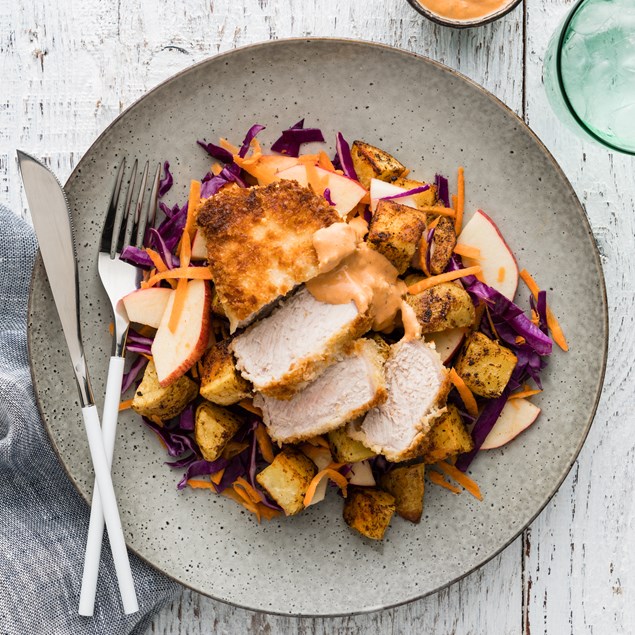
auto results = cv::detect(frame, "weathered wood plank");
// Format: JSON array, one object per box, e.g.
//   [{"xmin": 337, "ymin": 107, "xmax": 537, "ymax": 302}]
[{"xmin": 523, "ymin": 1, "xmax": 635, "ymax": 633}]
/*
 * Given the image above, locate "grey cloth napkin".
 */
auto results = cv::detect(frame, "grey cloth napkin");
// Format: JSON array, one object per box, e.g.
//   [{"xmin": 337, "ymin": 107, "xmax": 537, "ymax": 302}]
[{"xmin": 0, "ymin": 204, "xmax": 179, "ymax": 635}]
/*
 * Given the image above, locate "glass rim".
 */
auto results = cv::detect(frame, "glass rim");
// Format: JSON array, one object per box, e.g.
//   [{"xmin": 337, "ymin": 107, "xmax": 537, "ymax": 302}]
[{"xmin": 556, "ymin": 0, "xmax": 635, "ymax": 155}]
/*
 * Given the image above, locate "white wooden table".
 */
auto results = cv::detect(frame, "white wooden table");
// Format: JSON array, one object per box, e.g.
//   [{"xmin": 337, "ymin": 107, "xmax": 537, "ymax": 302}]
[{"xmin": 3, "ymin": 1, "xmax": 633, "ymax": 632}]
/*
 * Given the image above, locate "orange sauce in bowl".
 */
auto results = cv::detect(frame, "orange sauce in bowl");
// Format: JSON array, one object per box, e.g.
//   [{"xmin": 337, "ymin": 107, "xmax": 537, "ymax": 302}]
[{"xmin": 417, "ymin": 0, "xmax": 511, "ymax": 20}]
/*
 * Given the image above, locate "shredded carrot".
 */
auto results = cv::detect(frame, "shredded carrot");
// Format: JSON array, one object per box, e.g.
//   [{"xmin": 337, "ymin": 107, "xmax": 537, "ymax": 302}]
[
  {"xmin": 418, "ymin": 234, "xmax": 430, "ymax": 276},
  {"xmin": 108, "ymin": 322, "xmax": 114, "ymax": 336},
  {"xmin": 303, "ymin": 466, "xmax": 348, "ymax": 507},
  {"xmin": 210, "ymin": 469, "xmax": 225, "ymax": 486},
  {"xmin": 454, "ymin": 167, "xmax": 465, "ymax": 234},
  {"xmin": 407, "ymin": 266, "xmax": 482, "ymax": 295},
  {"xmin": 140, "ymin": 353, "xmax": 153, "ymax": 361},
  {"xmin": 306, "ymin": 436, "xmax": 330, "ymax": 449},
  {"xmin": 118, "ymin": 398, "xmax": 133, "ymax": 411},
  {"xmin": 451, "ymin": 194, "xmax": 458, "ymax": 213},
  {"xmin": 144, "ymin": 266, "xmax": 213, "ymax": 288},
  {"xmin": 428, "ymin": 470, "xmax": 461, "ymax": 494},
  {"xmin": 515, "ymin": 336, "xmax": 526, "ymax": 345},
  {"xmin": 436, "ymin": 460, "xmax": 483, "ymax": 501},
  {"xmin": 497, "ymin": 266, "xmax": 506, "ymax": 283},
  {"xmin": 187, "ymin": 478, "xmax": 215, "ymax": 490},
  {"xmin": 519, "ymin": 269, "xmax": 569, "ymax": 352},
  {"xmin": 454, "ymin": 244, "xmax": 481, "ymax": 260},
  {"xmin": 530, "ymin": 310, "xmax": 540, "ymax": 326},
  {"xmin": 145, "ymin": 248, "xmax": 169, "ymax": 273},
  {"xmin": 428, "ymin": 216, "xmax": 442, "ymax": 232},
  {"xmin": 183, "ymin": 180, "xmax": 202, "ymax": 241},
  {"xmin": 180, "ymin": 231, "xmax": 192, "ymax": 268},
  {"xmin": 190, "ymin": 363, "xmax": 199, "ymax": 379},
  {"xmin": 219, "ymin": 138, "xmax": 239, "ymax": 154},
  {"xmin": 255, "ymin": 422, "xmax": 275, "ymax": 463},
  {"xmin": 229, "ymin": 486, "xmax": 261, "ymax": 520},
  {"xmin": 418, "ymin": 206, "xmax": 456, "ymax": 217},
  {"xmin": 449, "ymin": 368, "xmax": 479, "ymax": 418},
  {"xmin": 251, "ymin": 138, "xmax": 262, "ymax": 155},
  {"xmin": 211, "ymin": 163, "xmax": 223, "ymax": 176},
  {"xmin": 485, "ymin": 306, "xmax": 499, "ymax": 341},
  {"xmin": 234, "ymin": 477, "xmax": 264, "ymax": 505},
  {"xmin": 509, "ymin": 388, "xmax": 542, "ymax": 400},
  {"xmin": 232, "ymin": 155, "xmax": 278, "ymax": 186},
  {"xmin": 317, "ymin": 150, "xmax": 336, "ymax": 172},
  {"xmin": 168, "ymin": 279, "xmax": 188, "ymax": 333},
  {"xmin": 238, "ymin": 399, "xmax": 263, "ymax": 416},
  {"xmin": 222, "ymin": 487, "xmax": 282, "ymax": 522}
]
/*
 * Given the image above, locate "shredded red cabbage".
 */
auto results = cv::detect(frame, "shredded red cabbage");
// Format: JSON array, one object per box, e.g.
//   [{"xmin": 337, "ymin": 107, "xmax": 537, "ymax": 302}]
[
  {"xmin": 435, "ymin": 174, "xmax": 450, "ymax": 207},
  {"xmin": 165, "ymin": 453, "xmax": 197, "ymax": 469},
  {"xmin": 335, "ymin": 132, "xmax": 358, "ymax": 181},
  {"xmin": 120, "ymin": 246, "xmax": 154, "ymax": 270},
  {"xmin": 238, "ymin": 124, "xmax": 266, "ymax": 159},
  {"xmin": 271, "ymin": 119, "xmax": 325, "ymax": 157},
  {"xmin": 158, "ymin": 161, "xmax": 173, "ymax": 198},
  {"xmin": 127, "ymin": 330, "xmax": 154, "ymax": 346},
  {"xmin": 455, "ymin": 388, "xmax": 511, "ymax": 472},
  {"xmin": 197, "ymin": 139, "xmax": 234, "ymax": 163},
  {"xmin": 120, "ymin": 355, "xmax": 148, "ymax": 394},
  {"xmin": 381, "ymin": 184, "xmax": 430, "ymax": 201},
  {"xmin": 176, "ymin": 457, "xmax": 230, "ymax": 490},
  {"xmin": 149, "ymin": 227, "xmax": 179, "ymax": 269},
  {"xmin": 323, "ymin": 188, "xmax": 335, "ymax": 205},
  {"xmin": 178, "ymin": 405, "xmax": 195, "ymax": 432},
  {"xmin": 125, "ymin": 342, "xmax": 152, "ymax": 355},
  {"xmin": 142, "ymin": 417, "xmax": 199, "ymax": 458}
]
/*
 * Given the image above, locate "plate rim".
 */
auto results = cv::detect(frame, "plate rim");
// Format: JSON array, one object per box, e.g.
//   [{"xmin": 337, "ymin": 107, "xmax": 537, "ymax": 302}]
[{"xmin": 27, "ymin": 36, "xmax": 609, "ymax": 617}]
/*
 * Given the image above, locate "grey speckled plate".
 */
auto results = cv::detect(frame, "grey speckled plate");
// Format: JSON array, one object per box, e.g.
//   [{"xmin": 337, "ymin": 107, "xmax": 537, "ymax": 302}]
[{"xmin": 28, "ymin": 39, "xmax": 607, "ymax": 616}]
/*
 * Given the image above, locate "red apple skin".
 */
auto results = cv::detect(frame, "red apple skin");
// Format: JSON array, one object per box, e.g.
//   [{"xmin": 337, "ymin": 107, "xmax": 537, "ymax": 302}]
[
  {"xmin": 121, "ymin": 287, "xmax": 172, "ymax": 329},
  {"xmin": 480, "ymin": 398, "xmax": 541, "ymax": 450},
  {"xmin": 151, "ymin": 279, "xmax": 211, "ymax": 387},
  {"xmin": 426, "ymin": 328, "xmax": 466, "ymax": 365}
]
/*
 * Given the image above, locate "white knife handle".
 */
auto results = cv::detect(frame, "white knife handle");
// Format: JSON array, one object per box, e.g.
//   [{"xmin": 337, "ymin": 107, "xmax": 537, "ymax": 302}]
[{"xmin": 79, "ymin": 399, "xmax": 138, "ymax": 616}]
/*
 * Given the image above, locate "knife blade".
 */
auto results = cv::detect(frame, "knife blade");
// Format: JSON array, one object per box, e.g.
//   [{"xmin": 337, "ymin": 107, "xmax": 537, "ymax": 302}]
[{"xmin": 17, "ymin": 150, "xmax": 138, "ymax": 615}]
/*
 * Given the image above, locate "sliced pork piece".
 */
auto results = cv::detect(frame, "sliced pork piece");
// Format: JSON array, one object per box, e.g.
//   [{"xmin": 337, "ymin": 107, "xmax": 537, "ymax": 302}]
[
  {"xmin": 254, "ymin": 339, "xmax": 388, "ymax": 443},
  {"xmin": 196, "ymin": 180, "xmax": 339, "ymax": 331},
  {"xmin": 231, "ymin": 287, "xmax": 373, "ymax": 399},
  {"xmin": 353, "ymin": 339, "xmax": 450, "ymax": 462}
]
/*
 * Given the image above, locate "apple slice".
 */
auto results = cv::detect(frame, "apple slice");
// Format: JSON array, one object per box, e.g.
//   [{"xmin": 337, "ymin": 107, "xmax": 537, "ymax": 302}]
[
  {"xmin": 480, "ymin": 398, "xmax": 541, "ymax": 450},
  {"xmin": 369, "ymin": 179, "xmax": 420, "ymax": 213},
  {"xmin": 256, "ymin": 154, "xmax": 301, "ymax": 174},
  {"xmin": 306, "ymin": 449, "xmax": 333, "ymax": 507},
  {"xmin": 151, "ymin": 279, "xmax": 211, "ymax": 387},
  {"xmin": 277, "ymin": 164, "xmax": 367, "ymax": 218},
  {"xmin": 121, "ymin": 287, "xmax": 173, "ymax": 329},
  {"xmin": 426, "ymin": 328, "xmax": 466, "ymax": 365},
  {"xmin": 348, "ymin": 460, "xmax": 376, "ymax": 486},
  {"xmin": 191, "ymin": 231, "xmax": 208, "ymax": 260},
  {"xmin": 457, "ymin": 209, "xmax": 519, "ymax": 300}
]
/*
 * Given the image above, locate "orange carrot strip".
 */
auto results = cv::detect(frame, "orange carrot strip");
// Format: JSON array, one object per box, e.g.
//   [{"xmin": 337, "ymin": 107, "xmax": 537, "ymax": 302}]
[
  {"xmin": 255, "ymin": 422, "xmax": 275, "ymax": 463},
  {"xmin": 145, "ymin": 266, "xmax": 213, "ymax": 288},
  {"xmin": 210, "ymin": 469, "xmax": 225, "ymax": 486},
  {"xmin": 219, "ymin": 138, "xmax": 239, "ymax": 154},
  {"xmin": 449, "ymin": 368, "xmax": 479, "ymax": 418},
  {"xmin": 419, "ymin": 206, "xmax": 456, "ymax": 217},
  {"xmin": 436, "ymin": 461, "xmax": 483, "ymax": 501},
  {"xmin": 118, "ymin": 399, "xmax": 133, "ymax": 411},
  {"xmin": 497, "ymin": 266, "xmax": 506, "ymax": 283},
  {"xmin": 428, "ymin": 470, "xmax": 461, "ymax": 494},
  {"xmin": 297, "ymin": 153, "xmax": 320, "ymax": 165},
  {"xmin": 509, "ymin": 388, "xmax": 542, "ymax": 400},
  {"xmin": 187, "ymin": 479, "xmax": 214, "ymax": 490},
  {"xmin": 428, "ymin": 216, "xmax": 442, "ymax": 232},
  {"xmin": 184, "ymin": 180, "xmax": 202, "ymax": 240},
  {"xmin": 238, "ymin": 399, "xmax": 263, "ymax": 416},
  {"xmin": 454, "ymin": 167, "xmax": 465, "ymax": 234},
  {"xmin": 180, "ymin": 231, "xmax": 192, "ymax": 269},
  {"xmin": 303, "ymin": 467, "xmax": 348, "ymax": 507},
  {"xmin": 140, "ymin": 353, "xmax": 153, "ymax": 361},
  {"xmin": 168, "ymin": 278, "xmax": 188, "ymax": 333},
  {"xmin": 407, "ymin": 266, "xmax": 482, "ymax": 295},
  {"xmin": 418, "ymin": 234, "xmax": 430, "ymax": 276},
  {"xmin": 251, "ymin": 138, "xmax": 262, "ymax": 155},
  {"xmin": 234, "ymin": 477, "xmax": 265, "ymax": 505},
  {"xmin": 145, "ymin": 248, "xmax": 169, "ymax": 273},
  {"xmin": 228, "ymin": 486, "xmax": 261, "ymax": 521},
  {"xmin": 519, "ymin": 269, "xmax": 569, "ymax": 352},
  {"xmin": 108, "ymin": 322, "xmax": 114, "ymax": 336},
  {"xmin": 515, "ymin": 336, "xmax": 526, "ymax": 345},
  {"xmin": 318, "ymin": 150, "xmax": 336, "ymax": 172},
  {"xmin": 454, "ymin": 244, "xmax": 481, "ymax": 259},
  {"xmin": 451, "ymin": 194, "xmax": 458, "ymax": 213},
  {"xmin": 211, "ymin": 163, "xmax": 223, "ymax": 176}
]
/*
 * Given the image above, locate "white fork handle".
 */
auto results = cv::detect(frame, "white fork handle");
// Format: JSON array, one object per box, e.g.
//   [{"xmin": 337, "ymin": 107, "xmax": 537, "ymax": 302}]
[{"xmin": 78, "ymin": 358, "xmax": 138, "ymax": 616}]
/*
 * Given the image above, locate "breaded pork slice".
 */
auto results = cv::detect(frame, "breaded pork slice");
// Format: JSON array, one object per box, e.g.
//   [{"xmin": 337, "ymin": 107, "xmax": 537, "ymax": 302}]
[
  {"xmin": 196, "ymin": 180, "xmax": 340, "ymax": 331},
  {"xmin": 353, "ymin": 340, "xmax": 450, "ymax": 462},
  {"xmin": 254, "ymin": 339, "xmax": 388, "ymax": 443},
  {"xmin": 231, "ymin": 287, "xmax": 373, "ymax": 400}
]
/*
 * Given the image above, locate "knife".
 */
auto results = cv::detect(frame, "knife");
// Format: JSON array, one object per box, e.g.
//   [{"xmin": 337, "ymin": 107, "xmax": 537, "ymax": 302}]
[{"xmin": 17, "ymin": 151, "xmax": 138, "ymax": 615}]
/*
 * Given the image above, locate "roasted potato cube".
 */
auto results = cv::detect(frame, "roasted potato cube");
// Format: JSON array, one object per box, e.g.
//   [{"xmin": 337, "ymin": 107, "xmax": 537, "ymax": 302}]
[
  {"xmin": 429, "ymin": 216, "xmax": 457, "ymax": 275},
  {"xmin": 380, "ymin": 463, "xmax": 425, "ymax": 523},
  {"xmin": 256, "ymin": 447, "xmax": 317, "ymax": 516},
  {"xmin": 131, "ymin": 360, "xmax": 197, "ymax": 419},
  {"xmin": 194, "ymin": 401, "xmax": 243, "ymax": 462},
  {"xmin": 328, "ymin": 425, "xmax": 376, "ymax": 463},
  {"xmin": 422, "ymin": 404, "xmax": 474, "ymax": 463},
  {"xmin": 351, "ymin": 140, "xmax": 406, "ymax": 188},
  {"xmin": 368, "ymin": 199, "xmax": 427, "ymax": 274},
  {"xmin": 199, "ymin": 339, "xmax": 251, "ymax": 405},
  {"xmin": 392, "ymin": 177, "xmax": 437, "ymax": 208},
  {"xmin": 343, "ymin": 487, "xmax": 396, "ymax": 540},
  {"xmin": 454, "ymin": 332, "xmax": 517, "ymax": 398},
  {"xmin": 405, "ymin": 281, "xmax": 475, "ymax": 334}
]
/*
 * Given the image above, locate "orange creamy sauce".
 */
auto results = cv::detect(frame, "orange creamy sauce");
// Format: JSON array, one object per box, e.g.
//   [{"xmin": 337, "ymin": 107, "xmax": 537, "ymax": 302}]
[
  {"xmin": 417, "ymin": 0, "xmax": 510, "ymax": 20},
  {"xmin": 308, "ymin": 222, "xmax": 420, "ymax": 340}
]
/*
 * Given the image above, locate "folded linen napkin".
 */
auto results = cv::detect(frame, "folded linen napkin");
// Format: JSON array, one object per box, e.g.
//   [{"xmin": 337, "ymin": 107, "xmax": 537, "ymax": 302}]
[{"xmin": 0, "ymin": 204, "xmax": 179, "ymax": 635}]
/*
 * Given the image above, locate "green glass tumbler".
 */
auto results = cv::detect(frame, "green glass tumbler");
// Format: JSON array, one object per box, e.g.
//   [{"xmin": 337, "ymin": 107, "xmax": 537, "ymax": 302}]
[{"xmin": 544, "ymin": 0, "xmax": 635, "ymax": 154}]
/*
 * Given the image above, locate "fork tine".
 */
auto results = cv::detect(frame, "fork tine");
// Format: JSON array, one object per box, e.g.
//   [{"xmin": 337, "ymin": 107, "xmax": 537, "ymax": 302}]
[
  {"xmin": 136, "ymin": 162, "xmax": 161, "ymax": 249},
  {"xmin": 119, "ymin": 159, "xmax": 139, "ymax": 252},
  {"xmin": 101, "ymin": 158, "xmax": 126, "ymax": 257},
  {"xmin": 123, "ymin": 161, "xmax": 149, "ymax": 251}
]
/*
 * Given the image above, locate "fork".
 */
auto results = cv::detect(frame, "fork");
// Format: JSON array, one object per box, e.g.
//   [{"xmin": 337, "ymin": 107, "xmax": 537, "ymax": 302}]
[{"xmin": 78, "ymin": 159, "xmax": 161, "ymax": 616}]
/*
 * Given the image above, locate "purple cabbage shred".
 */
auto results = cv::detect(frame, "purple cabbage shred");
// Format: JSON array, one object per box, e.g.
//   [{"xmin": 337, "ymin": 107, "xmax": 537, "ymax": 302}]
[{"xmin": 158, "ymin": 161, "xmax": 173, "ymax": 198}]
